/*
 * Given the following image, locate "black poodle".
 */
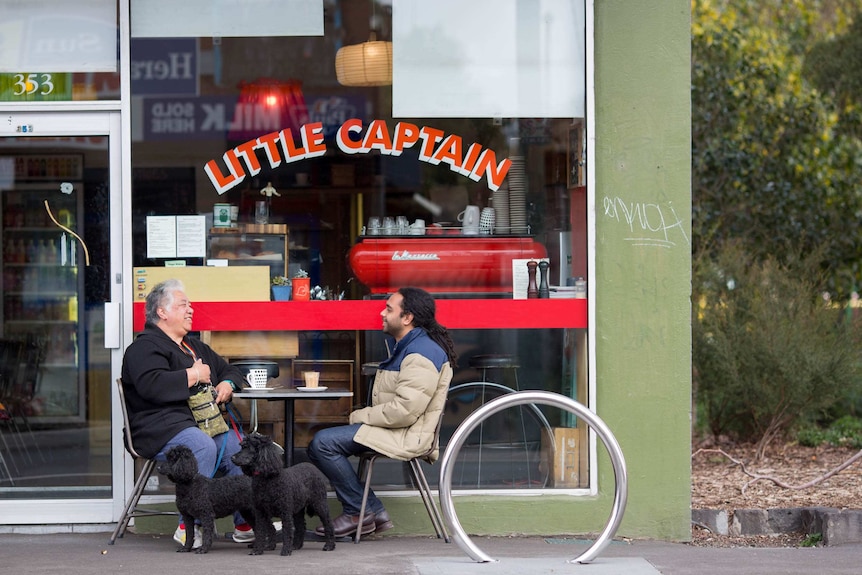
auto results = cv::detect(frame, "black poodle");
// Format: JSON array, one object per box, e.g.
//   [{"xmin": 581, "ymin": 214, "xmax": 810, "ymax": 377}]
[
  {"xmin": 231, "ymin": 432, "xmax": 336, "ymax": 556},
  {"xmin": 157, "ymin": 445, "xmax": 257, "ymax": 554}
]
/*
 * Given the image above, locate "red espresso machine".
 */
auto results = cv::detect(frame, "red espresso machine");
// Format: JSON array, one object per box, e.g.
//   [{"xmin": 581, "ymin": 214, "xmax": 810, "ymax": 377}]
[{"xmin": 348, "ymin": 235, "xmax": 548, "ymax": 296}]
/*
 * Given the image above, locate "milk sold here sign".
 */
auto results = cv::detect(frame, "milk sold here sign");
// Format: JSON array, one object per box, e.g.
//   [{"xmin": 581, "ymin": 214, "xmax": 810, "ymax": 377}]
[{"xmin": 204, "ymin": 119, "xmax": 512, "ymax": 194}]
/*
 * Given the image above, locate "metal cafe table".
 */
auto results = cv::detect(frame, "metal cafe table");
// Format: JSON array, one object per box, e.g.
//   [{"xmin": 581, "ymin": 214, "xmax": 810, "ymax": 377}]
[{"xmin": 233, "ymin": 386, "xmax": 353, "ymax": 467}]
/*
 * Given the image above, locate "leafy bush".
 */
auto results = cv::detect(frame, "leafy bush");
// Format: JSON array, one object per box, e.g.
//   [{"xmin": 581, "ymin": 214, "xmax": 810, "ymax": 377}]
[
  {"xmin": 693, "ymin": 243, "xmax": 862, "ymax": 459},
  {"xmin": 797, "ymin": 416, "xmax": 862, "ymax": 449}
]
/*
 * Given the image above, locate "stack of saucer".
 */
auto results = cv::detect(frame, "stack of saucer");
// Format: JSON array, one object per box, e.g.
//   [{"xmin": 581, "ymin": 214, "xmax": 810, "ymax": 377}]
[
  {"xmin": 508, "ymin": 156, "xmax": 527, "ymax": 234},
  {"xmin": 492, "ymin": 187, "xmax": 509, "ymax": 234}
]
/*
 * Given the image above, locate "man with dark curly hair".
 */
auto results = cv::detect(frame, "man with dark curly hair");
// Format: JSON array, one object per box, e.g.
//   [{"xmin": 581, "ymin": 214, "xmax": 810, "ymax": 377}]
[{"xmin": 308, "ymin": 287, "xmax": 457, "ymax": 537}]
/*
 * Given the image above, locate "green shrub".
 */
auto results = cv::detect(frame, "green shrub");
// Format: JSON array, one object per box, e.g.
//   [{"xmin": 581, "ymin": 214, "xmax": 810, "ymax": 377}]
[
  {"xmin": 693, "ymin": 243, "xmax": 862, "ymax": 459},
  {"xmin": 797, "ymin": 416, "xmax": 862, "ymax": 449}
]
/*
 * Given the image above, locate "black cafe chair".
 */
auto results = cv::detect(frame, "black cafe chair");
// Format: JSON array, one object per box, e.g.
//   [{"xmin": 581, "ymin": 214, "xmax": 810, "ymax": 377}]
[{"xmin": 110, "ymin": 378, "xmax": 177, "ymax": 544}]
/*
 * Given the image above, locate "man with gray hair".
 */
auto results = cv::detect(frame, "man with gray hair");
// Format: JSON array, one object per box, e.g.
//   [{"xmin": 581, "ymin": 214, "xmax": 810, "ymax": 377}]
[{"xmin": 121, "ymin": 279, "xmax": 269, "ymax": 548}]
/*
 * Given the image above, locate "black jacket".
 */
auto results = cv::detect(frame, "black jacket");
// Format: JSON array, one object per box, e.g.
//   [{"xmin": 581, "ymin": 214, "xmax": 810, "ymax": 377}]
[{"xmin": 120, "ymin": 325, "xmax": 246, "ymax": 459}]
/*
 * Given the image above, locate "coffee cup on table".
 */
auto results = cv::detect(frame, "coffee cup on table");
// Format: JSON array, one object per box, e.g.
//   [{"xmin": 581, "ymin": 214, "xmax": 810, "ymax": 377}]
[{"xmin": 303, "ymin": 371, "xmax": 320, "ymax": 388}]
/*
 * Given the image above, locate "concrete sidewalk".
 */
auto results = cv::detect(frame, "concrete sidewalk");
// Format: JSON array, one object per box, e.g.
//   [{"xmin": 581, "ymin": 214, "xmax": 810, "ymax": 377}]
[{"xmin": 2, "ymin": 530, "xmax": 861, "ymax": 575}]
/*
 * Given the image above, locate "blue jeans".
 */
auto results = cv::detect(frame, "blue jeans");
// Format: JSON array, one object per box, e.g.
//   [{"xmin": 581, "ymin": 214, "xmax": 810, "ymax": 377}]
[
  {"xmin": 307, "ymin": 424, "xmax": 384, "ymax": 517},
  {"xmin": 156, "ymin": 425, "xmax": 248, "ymax": 526}
]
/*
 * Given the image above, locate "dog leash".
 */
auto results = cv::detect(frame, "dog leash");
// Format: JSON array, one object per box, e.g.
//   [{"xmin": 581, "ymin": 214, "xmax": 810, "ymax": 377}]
[{"xmin": 210, "ymin": 403, "xmax": 244, "ymax": 478}]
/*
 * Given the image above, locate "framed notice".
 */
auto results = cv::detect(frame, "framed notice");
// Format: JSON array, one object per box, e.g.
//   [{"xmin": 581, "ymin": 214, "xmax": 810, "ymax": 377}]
[
  {"xmin": 146, "ymin": 215, "xmax": 206, "ymax": 258},
  {"xmin": 567, "ymin": 120, "xmax": 585, "ymax": 189}
]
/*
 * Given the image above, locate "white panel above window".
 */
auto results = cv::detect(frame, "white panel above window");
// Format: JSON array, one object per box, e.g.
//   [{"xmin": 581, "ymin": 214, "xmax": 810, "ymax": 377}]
[
  {"xmin": 131, "ymin": 0, "xmax": 323, "ymax": 38},
  {"xmin": 0, "ymin": 0, "xmax": 118, "ymax": 73},
  {"xmin": 393, "ymin": 0, "xmax": 585, "ymax": 118}
]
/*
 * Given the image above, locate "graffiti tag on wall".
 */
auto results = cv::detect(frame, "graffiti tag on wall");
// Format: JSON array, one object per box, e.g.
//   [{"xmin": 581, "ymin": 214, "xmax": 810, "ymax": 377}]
[{"xmin": 602, "ymin": 196, "xmax": 689, "ymax": 249}]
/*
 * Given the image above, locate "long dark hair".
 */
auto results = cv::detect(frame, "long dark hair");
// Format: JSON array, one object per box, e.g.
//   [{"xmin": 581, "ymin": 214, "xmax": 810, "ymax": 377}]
[{"xmin": 398, "ymin": 287, "xmax": 458, "ymax": 368}]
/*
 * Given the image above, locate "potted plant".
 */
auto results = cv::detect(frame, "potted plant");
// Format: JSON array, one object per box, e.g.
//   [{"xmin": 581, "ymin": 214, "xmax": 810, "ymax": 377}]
[
  {"xmin": 291, "ymin": 268, "xmax": 311, "ymax": 301},
  {"xmin": 271, "ymin": 275, "xmax": 292, "ymax": 301}
]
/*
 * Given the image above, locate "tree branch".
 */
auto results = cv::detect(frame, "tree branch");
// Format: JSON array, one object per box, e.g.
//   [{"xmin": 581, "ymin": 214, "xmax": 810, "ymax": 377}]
[{"xmin": 692, "ymin": 447, "xmax": 862, "ymax": 494}]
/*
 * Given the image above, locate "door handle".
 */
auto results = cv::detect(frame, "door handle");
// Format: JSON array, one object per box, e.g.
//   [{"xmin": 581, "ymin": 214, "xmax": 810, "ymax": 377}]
[{"xmin": 104, "ymin": 301, "xmax": 120, "ymax": 349}]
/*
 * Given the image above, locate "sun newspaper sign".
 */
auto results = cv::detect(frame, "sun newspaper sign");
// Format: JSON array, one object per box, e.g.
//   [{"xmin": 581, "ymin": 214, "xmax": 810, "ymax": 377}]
[{"xmin": 203, "ymin": 118, "xmax": 512, "ymax": 194}]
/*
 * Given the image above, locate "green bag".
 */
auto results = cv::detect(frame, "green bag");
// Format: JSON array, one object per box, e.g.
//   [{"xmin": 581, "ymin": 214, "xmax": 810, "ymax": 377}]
[{"xmin": 187, "ymin": 384, "xmax": 229, "ymax": 437}]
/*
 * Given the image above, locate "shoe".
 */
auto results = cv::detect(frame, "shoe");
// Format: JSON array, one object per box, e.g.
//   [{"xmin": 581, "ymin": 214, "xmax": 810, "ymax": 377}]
[
  {"xmin": 232, "ymin": 523, "xmax": 254, "ymax": 543},
  {"xmin": 173, "ymin": 524, "xmax": 203, "ymax": 549},
  {"xmin": 232, "ymin": 520, "xmax": 282, "ymax": 543},
  {"xmin": 373, "ymin": 509, "xmax": 395, "ymax": 534},
  {"xmin": 316, "ymin": 512, "xmax": 375, "ymax": 537}
]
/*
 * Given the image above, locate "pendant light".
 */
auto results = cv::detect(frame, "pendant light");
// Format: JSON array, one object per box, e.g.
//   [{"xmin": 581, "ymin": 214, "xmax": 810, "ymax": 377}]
[{"xmin": 335, "ymin": 1, "xmax": 392, "ymax": 87}]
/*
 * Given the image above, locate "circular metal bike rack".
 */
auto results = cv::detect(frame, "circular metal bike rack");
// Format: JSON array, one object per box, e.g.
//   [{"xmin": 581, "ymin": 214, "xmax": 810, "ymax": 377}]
[{"xmin": 437, "ymin": 390, "xmax": 628, "ymax": 564}]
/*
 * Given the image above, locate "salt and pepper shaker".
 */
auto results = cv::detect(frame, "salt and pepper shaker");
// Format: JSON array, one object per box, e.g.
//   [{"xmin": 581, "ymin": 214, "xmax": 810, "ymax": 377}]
[
  {"xmin": 527, "ymin": 260, "xmax": 539, "ymax": 299},
  {"xmin": 538, "ymin": 260, "xmax": 550, "ymax": 298}
]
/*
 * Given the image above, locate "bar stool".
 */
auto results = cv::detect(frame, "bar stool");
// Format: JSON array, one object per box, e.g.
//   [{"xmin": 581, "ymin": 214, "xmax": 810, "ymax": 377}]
[
  {"xmin": 469, "ymin": 354, "xmax": 521, "ymax": 390},
  {"xmin": 462, "ymin": 354, "xmax": 537, "ymax": 487}
]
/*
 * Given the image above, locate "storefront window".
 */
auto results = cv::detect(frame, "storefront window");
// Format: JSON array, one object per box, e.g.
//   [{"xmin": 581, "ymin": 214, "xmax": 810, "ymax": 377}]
[
  {"xmin": 0, "ymin": 0, "xmax": 120, "ymax": 102},
  {"xmin": 130, "ymin": 0, "xmax": 587, "ymax": 493}
]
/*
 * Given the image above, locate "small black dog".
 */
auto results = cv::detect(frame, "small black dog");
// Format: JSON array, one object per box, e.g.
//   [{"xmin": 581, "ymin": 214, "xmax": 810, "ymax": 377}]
[
  {"xmin": 231, "ymin": 432, "xmax": 336, "ymax": 556},
  {"xmin": 158, "ymin": 445, "xmax": 256, "ymax": 554}
]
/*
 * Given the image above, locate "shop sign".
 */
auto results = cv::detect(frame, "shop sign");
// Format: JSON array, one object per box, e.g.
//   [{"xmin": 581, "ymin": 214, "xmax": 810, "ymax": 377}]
[
  {"xmin": 0, "ymin": 2, "xmax": 118, "ymax": 74},
  {"xmin": 307, "ymin": 96, "xmax": 365, "ymax": 139},
  {"xmin": 131, "ymin": 38, "xmax": 198, "ymax": 96},
  {"xmin": 141, "ymin": 94, "xmax": 365, "ymax": 142},
  {"xmin": 143, "ymin": 96, "xmax": 297, "ymax": 141},
  {"xmin": 0, "ymin": 73, "xmax": 73, "ymax": 102},
  {"xmin": 204, "ymin": 119, "xmax": 512, "ymax": 194}
]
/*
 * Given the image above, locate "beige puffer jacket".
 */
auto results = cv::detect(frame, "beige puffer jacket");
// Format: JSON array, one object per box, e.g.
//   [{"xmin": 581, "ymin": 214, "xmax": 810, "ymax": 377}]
[{"xmin": 350, "ymin": 352, "xmax": 452, "ymax": 462}]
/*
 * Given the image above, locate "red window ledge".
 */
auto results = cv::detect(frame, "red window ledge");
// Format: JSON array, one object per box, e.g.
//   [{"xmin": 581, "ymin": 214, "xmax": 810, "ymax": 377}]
[{"xmin": 132, "ymin": 299, "xmax": 587, "ymax": 332}]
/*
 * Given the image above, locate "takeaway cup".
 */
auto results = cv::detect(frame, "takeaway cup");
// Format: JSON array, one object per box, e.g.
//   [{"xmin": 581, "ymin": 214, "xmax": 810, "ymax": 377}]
[{"xmin": 303, "ymin": 371, "xmax": 320, "ymax": 388}]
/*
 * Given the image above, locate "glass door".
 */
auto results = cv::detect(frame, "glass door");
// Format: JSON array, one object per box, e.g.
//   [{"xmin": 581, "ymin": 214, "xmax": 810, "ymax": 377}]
[{"xmin": 0, "ymin": 111, "xmax": 121, "ymax": 524}]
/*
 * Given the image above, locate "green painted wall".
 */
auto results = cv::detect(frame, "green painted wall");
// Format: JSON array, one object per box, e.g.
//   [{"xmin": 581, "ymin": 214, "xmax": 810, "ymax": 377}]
[
  {"xmin": 591, "ymin": 0, "xmax": 692, "ymax": 541},
  {"xmin": 138, "ymin": 0, "xmax": 693, "ymax": 543},
  {"xmin": 384, "ymin": 0, "xmax": 693, "ymax": 542},
  {"xmin": 391, "ymin": 0, "xmax": 693, "ymax": 541}
]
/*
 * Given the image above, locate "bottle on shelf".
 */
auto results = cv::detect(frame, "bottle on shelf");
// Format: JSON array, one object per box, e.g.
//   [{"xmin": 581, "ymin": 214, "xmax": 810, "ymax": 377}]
[
  {"xmin": 47, "ymin": 238, "xmax": 58, "ymax": 264},
  {"xmin": 15, "ymin": 238, "xmax": 25, "ymax": 263},
  {"xmin": 26, "ymin": 238, "xmax": 37, "ymax": 262},
  {"xmin": 38, "ymin": 238, "xmax": 47, "ymax": 263}
]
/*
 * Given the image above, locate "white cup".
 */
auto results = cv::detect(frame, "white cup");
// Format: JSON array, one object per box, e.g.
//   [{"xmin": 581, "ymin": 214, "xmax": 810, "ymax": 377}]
[
  {"xmin": 382, "ymin": 216, "xmax": 395, "ymax": 235},
  {"xmin": 395, "ymin": 215, "xmax": 409, "ymax": 235},
  {"xmin": 367, "ymin": 217, "xmax": 381, "ymax": 235},
  {"xmin": 410, "ymin": 219, "xmax": 426, "ymax": 235},
  {"xmin": 458, "ymin": 205, "xmax": 480, "ymax": 235}
]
